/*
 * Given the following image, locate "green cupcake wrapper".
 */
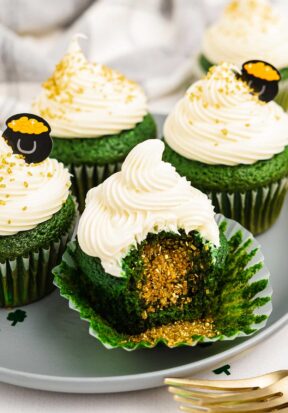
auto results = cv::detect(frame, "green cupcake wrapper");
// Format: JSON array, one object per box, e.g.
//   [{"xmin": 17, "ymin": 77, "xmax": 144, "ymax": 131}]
[
  {"xmin": 53, "ymin": 215, "xmax": 272, "ymax": 350},
  {"xmin": 207, "ymin": 177, "xmax": 288, "ymax": 235},
  {"xmin": 69, "ymin": 162, "xmax": 122, "ymax": 212},
  {"xmin": 0, "ymin": 201, "xmax": 77, "ymax": 308}
]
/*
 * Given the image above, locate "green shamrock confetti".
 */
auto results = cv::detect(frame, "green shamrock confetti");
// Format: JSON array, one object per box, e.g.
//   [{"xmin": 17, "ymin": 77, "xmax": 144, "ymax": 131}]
[
  {"xmin": 7, "ymin": 309, "xmax": 27, "ymax": 326},
  {"xmin": 213, "ymin": 364, "xmax": 231, "ymax": 376}
]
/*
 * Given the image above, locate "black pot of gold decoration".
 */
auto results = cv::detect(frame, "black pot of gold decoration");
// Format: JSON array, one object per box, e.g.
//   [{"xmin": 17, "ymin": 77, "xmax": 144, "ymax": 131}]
[
  {"xmin": 2, "ymin": 113, "xmax": 53, "ymax": 164},
  {"xmin": 239, "ymin": 60, "xmax": 281, "ymax": 102}
]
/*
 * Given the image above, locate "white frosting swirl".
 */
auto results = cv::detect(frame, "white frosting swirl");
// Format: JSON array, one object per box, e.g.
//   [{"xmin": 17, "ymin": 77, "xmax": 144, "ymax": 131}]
[
  {"xmin": 78, "ymin": 140, "xmax": 219, "ymax": 277},
  {"xmin": 164, "ymin": 62, "xmax": 288, "ymax": 166},
  {"xmin": 33, "ymin": 36, "xmax": 148, "ymax": 138},
  {"xmin": 0, "ymin": 137, "xmax": 71, "ymax": 235},
  {"xmin": 203, "ymin": 0, "xmax": 288, "ymax": 69}
]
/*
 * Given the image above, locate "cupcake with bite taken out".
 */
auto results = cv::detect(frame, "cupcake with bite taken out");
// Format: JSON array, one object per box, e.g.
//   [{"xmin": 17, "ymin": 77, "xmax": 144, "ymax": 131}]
[
  {"xmin": 163, "ymin": 61, "xmax": 288, "ymax": 235},
  {"xmin": 33, "ymin": 36, "xmax": 156, "ymax": 211},
  {"xmin": 53, "ymin": 139, "xmax": 272, "ymax": 349},
  {"xmin": 0, "ymin": 113, "xmax": 76, "ymax": 307}
]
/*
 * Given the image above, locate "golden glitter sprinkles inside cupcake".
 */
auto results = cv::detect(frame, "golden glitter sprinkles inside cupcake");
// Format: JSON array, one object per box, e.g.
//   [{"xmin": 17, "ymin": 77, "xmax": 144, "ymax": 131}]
[
  {"xmin": 53, "ymin": 139, "xmax": 272, "ymax": 349},
  {"xmin": 3, "ymin": 113, "xmax": 53, "ymax": 163},
  {"xmin": 32, "ymin": 35, "xmax": 157, "ymax": 211},
  {"xmin": 0, "ymin": 113, "xmax": 77, "ymax": 308}
]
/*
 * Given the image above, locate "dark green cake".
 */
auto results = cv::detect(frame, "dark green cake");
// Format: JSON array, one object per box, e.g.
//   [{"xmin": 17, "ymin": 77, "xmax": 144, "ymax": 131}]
[
  {"xmin": 163, "ymin": 144, "xmax": 288, "ymax": 193},
  {"xmin": 73, "ymin": 228, "xmax": 228, "ymax": 335},
  {"xmin": 163, "ymin": 144, "xmax": 288, "ymax": 234},
  {"xmin": 51, "ymin": 114, "xmax": 156, "ymax": 165},
  {"xmin": 0, "ymin": 196, "xmax": 77, "ymax": 308},
  {"xmin": 0, "ymin": 195, "xmax": 76, "ymax": 262}
]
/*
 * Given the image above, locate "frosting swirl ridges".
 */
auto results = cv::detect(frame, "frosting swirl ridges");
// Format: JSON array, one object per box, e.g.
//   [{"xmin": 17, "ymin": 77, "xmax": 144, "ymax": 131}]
[
  {"xmin": 33, "ymin": 37, "xmax": 148, "ymax": 138},
  {"xmin": 202, "ymin": 0, "xmax": 288, "ymax": 68},
  {"xmin": 0, "ymin": 138, "xmax": 71, "ymax": 235},
  {"xmin": 164, "ymin": 62, "xmax": 288, "ymax": 165},
  {"xmin": 78, "ymin": 140, "xmax": 219, "ymax": 277}
]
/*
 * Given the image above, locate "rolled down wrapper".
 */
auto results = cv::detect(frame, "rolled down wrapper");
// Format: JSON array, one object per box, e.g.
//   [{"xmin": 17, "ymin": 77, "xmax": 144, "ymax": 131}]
[
  {"xmin": 53, "ymin": 215, "xmax": 272, "ymax": 350},
  {"xmin": 0, "ymin": 199, "xmax": 78, "ymax": 308}
]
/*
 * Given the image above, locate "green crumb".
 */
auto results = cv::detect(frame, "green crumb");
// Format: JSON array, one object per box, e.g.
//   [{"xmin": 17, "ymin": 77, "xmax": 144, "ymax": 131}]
[
  {"xmin": 163, "ymin": 143, "xmax": 288, "ymax": 193},
  {"xmin": 0, "ymin": 195, "xmax": 76, "ymax": 262},
  {"xmin": 51, "ymin": 113, "xmax": 157, "ymax": 165}
]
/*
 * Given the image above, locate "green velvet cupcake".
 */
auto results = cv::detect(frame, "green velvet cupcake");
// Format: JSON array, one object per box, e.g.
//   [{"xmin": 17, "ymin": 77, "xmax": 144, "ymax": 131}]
[
  {"xmin": 0, "ymin": 115, "xmax": 77, "ymax": 307},
  {"xmin": 53, "ymin": 140, "xmax": 272, "ymax": 349},
  {"xmin": 33, "ymin": 37, "xmax": 156, "ymax": 211},
  {"xmin": 163, "ymin": 62, "xmax": 288, "ymax": 235},
  {"xmin": 198, "ymin": 0, "xmax": 288, "ymax": 80}
]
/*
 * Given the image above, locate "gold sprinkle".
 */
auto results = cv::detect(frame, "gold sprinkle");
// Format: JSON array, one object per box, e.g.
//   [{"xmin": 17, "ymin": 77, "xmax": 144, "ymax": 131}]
[
  {"xmin": 23, "ymin": 181, "xmax": 29, "ymax": 188},
  {"xmin": 221, "ymin": 128, "xmax": 228, "ymax": 136},
  {"xmin": 127, "ymin": 318, "xmax": 217, "ymax": 347},
  {"xmin": 138, "ymin": 237, "xmax": 203, "ymax": 315}
]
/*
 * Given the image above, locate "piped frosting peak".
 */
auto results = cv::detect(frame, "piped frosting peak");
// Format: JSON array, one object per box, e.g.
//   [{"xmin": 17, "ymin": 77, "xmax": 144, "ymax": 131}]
[
  {"xmin": 33, "ymin": 36, "xmax": 148, "ymax": 138},
  {"xmin": 77, "ymin": 139, "xmax": 219, "ymax": 277}
]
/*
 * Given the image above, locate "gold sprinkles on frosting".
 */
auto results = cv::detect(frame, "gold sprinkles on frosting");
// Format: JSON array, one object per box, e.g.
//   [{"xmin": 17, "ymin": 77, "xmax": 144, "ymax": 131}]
[
  {"xmin": 38, "ymin": 40, "xmax": 141, "ymax": 121},
  {"xmin": 8, "ymin": 116, "xmax": 48, "ymax": 135}
]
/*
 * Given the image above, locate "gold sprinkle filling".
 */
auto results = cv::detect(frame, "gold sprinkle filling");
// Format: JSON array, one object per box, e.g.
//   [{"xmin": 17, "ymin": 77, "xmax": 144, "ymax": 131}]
[
  {"xmin": 137, "ymin": 238, "xmax": 203, "ymax": 317},
  {"xmin": 127, "ymin": 318, "xmax": 217, "ymax": 347}
]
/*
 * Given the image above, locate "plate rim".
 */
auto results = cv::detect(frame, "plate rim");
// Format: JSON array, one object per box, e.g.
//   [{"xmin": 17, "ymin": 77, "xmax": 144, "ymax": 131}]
[{"xmin": 0, "ymin": 312, "xmax": 287, "ymax": 393}]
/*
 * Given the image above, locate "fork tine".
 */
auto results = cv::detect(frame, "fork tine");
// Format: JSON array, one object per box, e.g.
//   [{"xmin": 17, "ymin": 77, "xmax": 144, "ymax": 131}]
[
  {"xmin": 168, "ymin": 386, "xmax": 210, "ymax": 400},
  {"xmin": 179, "ymin": 406, "xmax": 288, "ymax": 413},
  {"xmin": 173, "ymin": 389, "xmax": 282, "ymax": 408},
  {"xmin": 178, "ymin": 395, "xmax": 288, "ymax": 413},
  {"xmin": 165, "ymin": 377, "xmax": 257, "ymax": 391},
  {"xmin": 169, "ymin": 384, "xmax": 281, "ymax": 405},
  {"xmin": 165, "ymin": 371, "xmax": 288, "ymax": 391},
  {"xmin": 168, "ymin": 386, "xmax": 242, "ymax": 401},
  {"xmin": 180, "ymin": 406, "xmax": 209, "ymax": 412}
]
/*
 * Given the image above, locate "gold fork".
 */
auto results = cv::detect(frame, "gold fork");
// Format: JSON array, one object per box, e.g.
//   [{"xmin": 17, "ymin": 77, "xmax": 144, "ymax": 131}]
[{"xmin": 165, "ymin": 370, "xmax": 288, "ymax": 412}]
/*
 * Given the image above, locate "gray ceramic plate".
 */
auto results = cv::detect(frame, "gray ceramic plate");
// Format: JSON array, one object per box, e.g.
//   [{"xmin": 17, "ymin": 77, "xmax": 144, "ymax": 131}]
[{"xmin": 0, "ymin": 115, "xmax": 287, "ymax": 393}]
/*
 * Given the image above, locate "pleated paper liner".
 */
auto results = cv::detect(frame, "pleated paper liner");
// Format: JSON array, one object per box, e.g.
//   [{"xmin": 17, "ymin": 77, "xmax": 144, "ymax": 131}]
[
  {"xmin": 69, "ymin": 162, "xmax": 122, "ymax": 212},
  {"xmin": 0, "ymin": 198, "xmax": 78, "ymax": 308},
  {"xmin": 53, "ymin": 215, "xmax": 272, "ymax": 350},
  {"xmin": 207, "ymin": 177, "xmax": 288, "ymax": 236}
]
